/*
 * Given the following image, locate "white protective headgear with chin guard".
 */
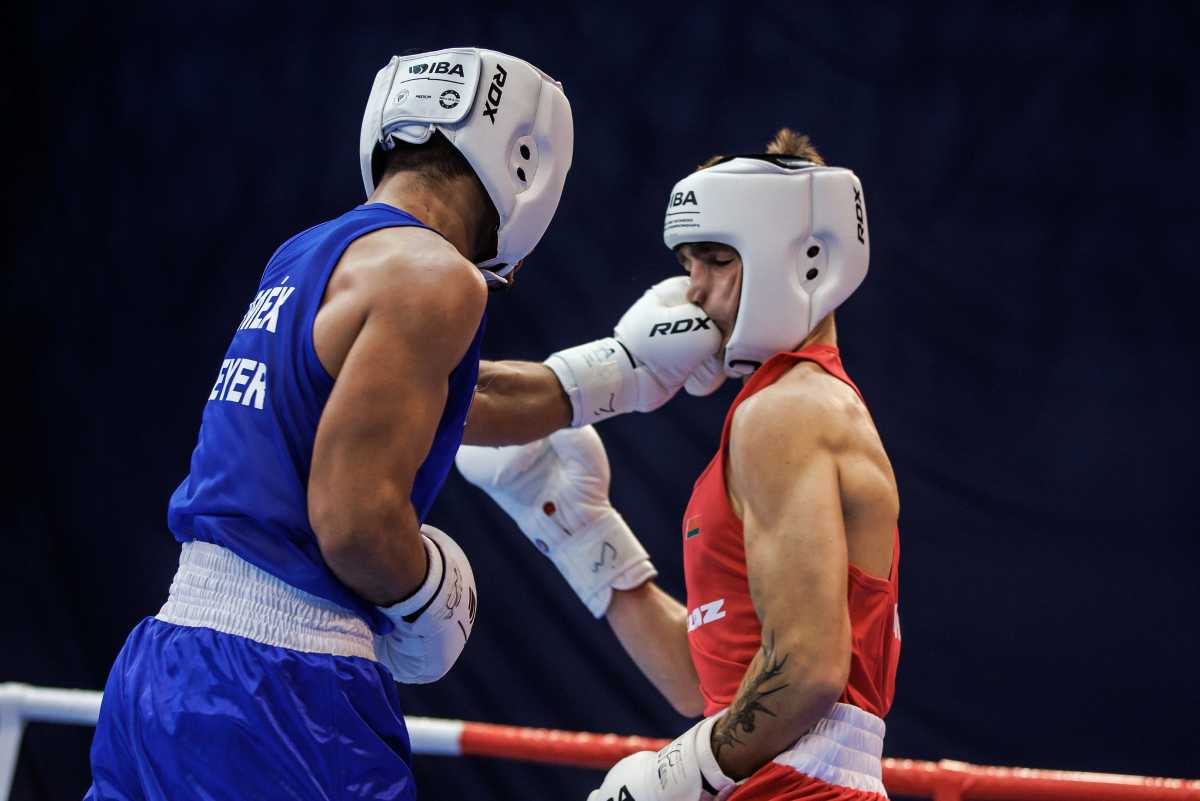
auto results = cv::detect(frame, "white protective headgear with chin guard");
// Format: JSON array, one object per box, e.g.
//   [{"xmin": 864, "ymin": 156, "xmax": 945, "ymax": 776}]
[
  {"xmin": 360, "ymin": 47, "xmax": 573, "ymax": 284},
  {"xmin": 663, "ymin": 155, "xmax": 869, "ymax": 377}
]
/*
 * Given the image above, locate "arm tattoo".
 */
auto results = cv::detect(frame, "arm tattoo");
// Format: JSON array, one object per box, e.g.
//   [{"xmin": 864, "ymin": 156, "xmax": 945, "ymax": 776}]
[{"xmin": 711, "ymin": 631, "xmax": 790, "ymax": 757}]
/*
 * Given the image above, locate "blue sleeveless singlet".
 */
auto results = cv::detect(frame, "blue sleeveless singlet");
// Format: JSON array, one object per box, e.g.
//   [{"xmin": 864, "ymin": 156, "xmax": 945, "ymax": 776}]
[{"xmin": 167, "ymin": 204, "xmax": 484, "ymax": 634}]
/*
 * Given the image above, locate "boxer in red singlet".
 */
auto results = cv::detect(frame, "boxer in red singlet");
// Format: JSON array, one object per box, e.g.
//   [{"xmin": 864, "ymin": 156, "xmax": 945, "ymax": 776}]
[
  {"xmin": 458, "ymin": 130, "xmax": 897, "ymax": 800},
  {"xmin": 677, "ymin": 333, "xmax": 899, "ymax": 800}
]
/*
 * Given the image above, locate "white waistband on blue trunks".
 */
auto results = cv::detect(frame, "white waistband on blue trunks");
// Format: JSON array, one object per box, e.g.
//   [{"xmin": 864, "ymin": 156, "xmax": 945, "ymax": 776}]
[
  {"xmin": 156, "ymin": 541, "xmax": 377, "ymax": 661},
  {"xmin": 770, "ymin": 702, "xmax": 888, "ymax": 796}
]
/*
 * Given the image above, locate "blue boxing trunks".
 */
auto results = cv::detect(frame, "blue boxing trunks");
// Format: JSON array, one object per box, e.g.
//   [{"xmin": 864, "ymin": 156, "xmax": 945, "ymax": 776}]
[{"xmin": 85, "ymin": 541, "xmax": 416, "ymax": 800}]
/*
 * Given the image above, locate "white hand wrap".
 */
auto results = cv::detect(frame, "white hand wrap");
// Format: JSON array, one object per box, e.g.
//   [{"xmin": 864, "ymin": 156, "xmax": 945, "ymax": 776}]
[
  {"xmin": 546, "ymin": 276, "xmax": 722, "ymax": 426},
  {"xmin": 586, "ymin": 715, "xmax": 736, "ymax": 801},
  {"xmin": 456, "ymin": 427, "xmax": 656, "ymax": 617},
  {"xmin": 375, "ymin": 525, "xmax": 477, "ymax": 684}
]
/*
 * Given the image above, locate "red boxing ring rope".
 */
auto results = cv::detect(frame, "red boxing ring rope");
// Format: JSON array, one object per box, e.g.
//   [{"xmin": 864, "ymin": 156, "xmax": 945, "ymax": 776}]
[
  {"xmin": 452, "ymin": 721, "xmax": 1198, "ymax": 800},
  {"xmin": 1, "ymin": 684, "xmax": 1196, "ymax": 801}
]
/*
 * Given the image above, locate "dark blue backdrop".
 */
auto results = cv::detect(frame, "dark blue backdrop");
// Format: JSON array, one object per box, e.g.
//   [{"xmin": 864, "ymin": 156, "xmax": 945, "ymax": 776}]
[{"xmin": 5, "ymin": 3, "xmax": 1198, "ymax": 799}]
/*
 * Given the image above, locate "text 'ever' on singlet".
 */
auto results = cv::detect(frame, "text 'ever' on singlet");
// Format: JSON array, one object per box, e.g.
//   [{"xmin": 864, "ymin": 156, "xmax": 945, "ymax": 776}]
[
  {"xmin": 167, "ymin": 204, "xmax": 486, "ymax": 635},
  {"xmin": 682, "ymin": 344, "xmax": 900, "ymax": 718}
]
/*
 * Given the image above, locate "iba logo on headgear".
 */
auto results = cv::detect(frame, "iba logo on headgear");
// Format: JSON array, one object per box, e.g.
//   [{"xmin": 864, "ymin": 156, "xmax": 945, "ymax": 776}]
[
  {"xmin": 669, "ymin": 190, "xmax": 698, "ymax": 208},
  {"xmin": 409, "ymin": 62, "xmax": 466, "ymax": 78}
]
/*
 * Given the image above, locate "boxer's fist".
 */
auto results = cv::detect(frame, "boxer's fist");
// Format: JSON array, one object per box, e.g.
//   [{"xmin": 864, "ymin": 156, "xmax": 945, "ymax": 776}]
[
  {"xmin": 587, "ymin": 716, "xmax": 735, "ymax": 801},
  {"xmin": 545, "ymin": 277, "xmax": 722, "ymax": 425},
  {"xmin": 613, "ymin": 276, "xmax": 722, "ymax": 402},
  {"xmin": 375, "ymin": 525, "xmax": 476, "ymax": 684},
  {"xmin": 456, "ymin": 427, "xmax": 656, "ymax": 617},
  {"xmin": 683, "ymin": 352, "xmax": 726, "ymax": 397}
]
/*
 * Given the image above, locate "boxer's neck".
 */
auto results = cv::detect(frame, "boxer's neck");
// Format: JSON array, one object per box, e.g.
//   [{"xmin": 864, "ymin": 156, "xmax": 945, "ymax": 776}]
[
  {"xmin": 368, "ymin": 172, "xmax": 492, "ymax": 262},
  {"xmin": 741, "ymin": 314, "xmax": 838, "ymax": 385},
  {"xmin": 800, "ymin": 313, "xmax": 838, "ymax": 350}
]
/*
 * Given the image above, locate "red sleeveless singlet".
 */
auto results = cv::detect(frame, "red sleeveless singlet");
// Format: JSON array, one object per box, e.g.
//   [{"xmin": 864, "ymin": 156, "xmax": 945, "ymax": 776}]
[{"xmin": 682, "ymin": 344, "xmax": 901, "ymax": 719}]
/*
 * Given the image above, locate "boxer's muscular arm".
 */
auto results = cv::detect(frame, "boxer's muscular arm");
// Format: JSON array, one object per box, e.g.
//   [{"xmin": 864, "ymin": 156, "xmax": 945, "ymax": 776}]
[
  {"xmin": 309, "ymin": 230, "xmax": 486, "ymax": 606},
  {"xmin": 462, "ymin": 360, "xmax": 571, "ymax": 446},
  {"xmin": 712, "ymin": 385, "xmax": 852, "ymax": 780},
  {"xmin": 607, "ymin": 582, "xmax": 705, "ymax": 717}
]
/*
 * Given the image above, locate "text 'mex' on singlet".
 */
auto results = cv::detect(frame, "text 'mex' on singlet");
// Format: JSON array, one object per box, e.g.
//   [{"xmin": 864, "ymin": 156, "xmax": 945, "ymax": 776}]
[{"xmin": 168, "ymin": 204, "xmax": 485, "ymax": 635}]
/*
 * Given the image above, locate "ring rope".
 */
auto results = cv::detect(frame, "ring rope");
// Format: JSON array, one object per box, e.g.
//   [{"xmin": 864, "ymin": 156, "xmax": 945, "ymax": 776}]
[{"xmin": 1, "ymin": 683, "xmax": 1196, "ymax": 801}]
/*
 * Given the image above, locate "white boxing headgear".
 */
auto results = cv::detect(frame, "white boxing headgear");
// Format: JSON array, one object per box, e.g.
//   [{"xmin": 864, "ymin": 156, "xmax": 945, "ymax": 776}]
[
  {"xmin": 360, "ymin": 48, "xmax": 573, "ymax": 283},
  {"xmin": 663, "ymin": 155, "xmax": 869, "ymax": 377}
]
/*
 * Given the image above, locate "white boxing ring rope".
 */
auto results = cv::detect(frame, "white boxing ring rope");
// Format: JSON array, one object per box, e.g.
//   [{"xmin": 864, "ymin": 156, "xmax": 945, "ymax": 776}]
[{"xmin": 2, "ymin": 682, "xmax": 1197, "ymax": 801}]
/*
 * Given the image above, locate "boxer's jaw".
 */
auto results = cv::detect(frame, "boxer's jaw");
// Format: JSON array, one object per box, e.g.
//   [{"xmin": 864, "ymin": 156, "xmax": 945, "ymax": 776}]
[{"xmin": 676, "ymin": 242, "xmax": 742, "ymax": 348}]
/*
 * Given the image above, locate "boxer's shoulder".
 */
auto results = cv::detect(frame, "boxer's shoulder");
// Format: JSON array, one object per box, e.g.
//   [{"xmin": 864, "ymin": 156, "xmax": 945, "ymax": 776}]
[
  {"xmin": 732, "ymin": 363, "xmax": 856, "ymax": 455},
  {"xmin": 727, "ymin": 379, "xmax": 834, "ymax": 517},
  {"xmin": 744, "ymin": 359, "xmax": 897, "ymax": 531},
  {"xmin": 328, "ymin": 226, "xmax": 485, "ymax": 324},
  {"xmin": 314, "ymin": 226, "xmax": 485, "ymax": 376},
  {"xmin": 342, "ymin": 226, "xmax": 484, "ymax": 299}
]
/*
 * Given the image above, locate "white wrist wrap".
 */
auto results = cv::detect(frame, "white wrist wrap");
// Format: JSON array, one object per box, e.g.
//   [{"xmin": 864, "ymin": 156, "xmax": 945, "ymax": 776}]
[
  {"xmin": 380, "ymin": 535, "xmax": 442, "ymax": 623},
  {"xmin": 375, "ymin": 526, "xmax": 477, "ymax": 684},
  {"xmin": 689, "ymin": 715, "xmax": 736, "ymax": 798},
  {"xmin": 545, "ymin": 337, "xmax": 639, "ymax": 427}
]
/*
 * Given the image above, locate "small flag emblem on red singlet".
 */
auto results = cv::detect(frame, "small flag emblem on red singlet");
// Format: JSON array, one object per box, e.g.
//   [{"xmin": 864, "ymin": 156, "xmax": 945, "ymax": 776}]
[{"xmin": 685, "ymin": 515, "xmax": 702, "ymax": 538}]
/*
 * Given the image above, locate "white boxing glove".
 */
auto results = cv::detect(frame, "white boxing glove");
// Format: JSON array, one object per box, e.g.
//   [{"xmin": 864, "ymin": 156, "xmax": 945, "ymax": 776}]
[
  {"xmin": 587, "ymin": 715, "xmax": 736, "ymax": 801},
  {"xmin": 455, "ymin": 426, "xmax": 656, "ymax": 617},
  {"xmin": 545, "ymin": 276, "xmax": 722, "ymax": 426},
  {"xmin": 375, "ymin": 525, "xmax": 477, "ymax": 684},
  {"xmin": 683, "ymin": 352, "xmax": 727, "ymax": 397}
]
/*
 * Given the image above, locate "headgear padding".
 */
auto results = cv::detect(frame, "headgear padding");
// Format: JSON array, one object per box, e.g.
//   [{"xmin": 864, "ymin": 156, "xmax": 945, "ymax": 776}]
[
  {"xmin": 663, "ymin": 156, "xmax": 869, "ymax": 377},
  {"xmin": 360, "ymin": 48, "xmax": 574, "ymax": 283}
]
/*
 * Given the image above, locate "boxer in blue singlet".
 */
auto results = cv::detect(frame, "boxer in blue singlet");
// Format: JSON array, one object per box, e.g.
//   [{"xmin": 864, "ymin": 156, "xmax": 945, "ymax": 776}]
[{"xmin": 84, "ymin": 48, "xmax": 573, "ymax": 801}]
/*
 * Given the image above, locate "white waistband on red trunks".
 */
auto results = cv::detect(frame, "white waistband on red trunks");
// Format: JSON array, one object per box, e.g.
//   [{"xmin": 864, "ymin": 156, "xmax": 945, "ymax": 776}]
[
  {"xmin": 156, "ymin": 541, "xmax": 377, "ymax": 661},
  {"xmin": 770, "ymin": 702, "xmax": 888, "ymax": 796}
]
